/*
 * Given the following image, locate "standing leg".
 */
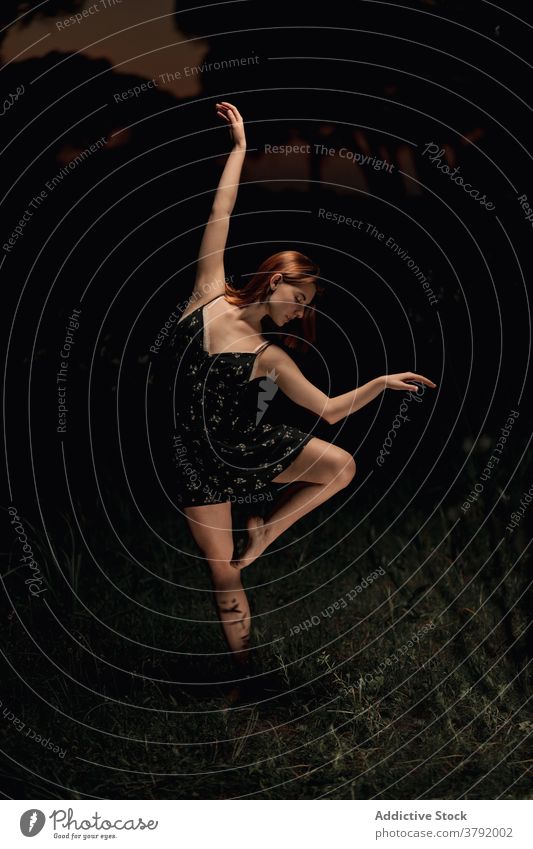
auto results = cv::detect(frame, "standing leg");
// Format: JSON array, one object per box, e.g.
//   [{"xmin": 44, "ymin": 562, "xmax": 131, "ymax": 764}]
[{"xmin": 183, "ymin": 501, "xmax": 251, "ymax": 669}]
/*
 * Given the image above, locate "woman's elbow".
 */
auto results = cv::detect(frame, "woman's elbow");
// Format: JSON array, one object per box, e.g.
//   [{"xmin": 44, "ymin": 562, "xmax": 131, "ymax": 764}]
[{"xmin": 323, "ymin": 400, "xmax": 338, "ymax": 425}]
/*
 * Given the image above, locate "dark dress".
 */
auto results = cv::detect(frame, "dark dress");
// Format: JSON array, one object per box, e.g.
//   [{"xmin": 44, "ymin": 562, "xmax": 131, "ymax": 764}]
[{"xmin": 162, "ymin": 293, "xmax": 314, "ymax": 507}]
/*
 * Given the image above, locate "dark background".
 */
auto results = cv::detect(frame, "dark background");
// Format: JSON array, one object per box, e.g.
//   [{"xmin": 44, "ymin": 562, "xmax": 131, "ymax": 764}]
[
  {"xmin": 1, "ymin": 0, "xmax": 532, "ymax": 800},
  {"xmin": 2, "ymin": 0, "xmax": 531, "ymax": 521}
]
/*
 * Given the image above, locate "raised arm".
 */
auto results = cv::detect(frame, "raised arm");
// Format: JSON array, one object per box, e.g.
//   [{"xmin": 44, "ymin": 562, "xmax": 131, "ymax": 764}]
[
  {"xmin": 259, "ymin": 346, "xmax": 436, "ymax": 425},
  {"xmin": 191, "ymin": 102, "xmax": 247, "ymax": 300}
]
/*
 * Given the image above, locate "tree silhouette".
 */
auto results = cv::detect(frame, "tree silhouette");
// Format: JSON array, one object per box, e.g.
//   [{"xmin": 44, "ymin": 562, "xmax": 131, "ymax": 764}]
[{"xmin": 0, "ymin": 0, "xmax": 84, "ymax": 48}]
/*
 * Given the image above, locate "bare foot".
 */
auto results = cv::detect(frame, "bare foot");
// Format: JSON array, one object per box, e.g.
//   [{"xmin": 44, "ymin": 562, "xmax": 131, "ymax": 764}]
[{"xmin": 231, "ymin": 515, "xmax": 269, "ymax": 570}]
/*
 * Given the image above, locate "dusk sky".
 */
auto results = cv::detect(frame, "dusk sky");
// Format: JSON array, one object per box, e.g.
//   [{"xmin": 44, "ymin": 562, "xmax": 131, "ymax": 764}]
[
  {"xmin": 2, "ymin": 0, "xmax": 424, "ymax": 196},
  {"xmin": 3, "ymin": 0, "xmax": 209, "ymax": 99}
]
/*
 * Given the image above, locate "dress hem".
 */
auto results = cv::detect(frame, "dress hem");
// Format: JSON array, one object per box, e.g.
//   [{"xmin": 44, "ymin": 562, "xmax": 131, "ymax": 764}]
[{"xmin": 175, "ymin": 430, "xmax": 315, "ymax": 508}]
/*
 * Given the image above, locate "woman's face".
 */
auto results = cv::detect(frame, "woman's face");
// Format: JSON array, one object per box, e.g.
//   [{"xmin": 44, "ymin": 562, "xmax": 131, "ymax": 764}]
[{"xmin": 267, "ymin": 277, "xmax": 317, "ymax": 326}]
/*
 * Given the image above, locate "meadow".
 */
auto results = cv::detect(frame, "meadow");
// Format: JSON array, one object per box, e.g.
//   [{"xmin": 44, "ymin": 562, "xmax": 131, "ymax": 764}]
[{"xmin": 2, "ymin": 446, "xmax": 532, "ymax": 800}]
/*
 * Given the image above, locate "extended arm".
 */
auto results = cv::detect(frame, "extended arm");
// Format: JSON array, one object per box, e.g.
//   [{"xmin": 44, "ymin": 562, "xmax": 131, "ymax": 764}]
[
  {"xmin": 192, "ymin": 102, "xmax": 246, "ymax": 299},
  {"xmin": 260, "ymin": 346, "xmax": 436, "ymax": 425}
]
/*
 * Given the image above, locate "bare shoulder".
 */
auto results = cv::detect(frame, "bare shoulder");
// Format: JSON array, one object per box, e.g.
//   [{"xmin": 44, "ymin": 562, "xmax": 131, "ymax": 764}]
[
  {"xmin": 261, "ymin": 343, "xmax": 293, "ymax": 365},
  {"xmin": 254, "ymin": 342, "xmax": 297, "ymax": 379}
]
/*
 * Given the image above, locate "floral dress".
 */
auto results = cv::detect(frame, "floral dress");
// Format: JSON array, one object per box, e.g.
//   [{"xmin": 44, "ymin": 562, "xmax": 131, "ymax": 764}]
[{"xmin": 161, "ymin": 293, "xmax": 314, "ymax": 507}]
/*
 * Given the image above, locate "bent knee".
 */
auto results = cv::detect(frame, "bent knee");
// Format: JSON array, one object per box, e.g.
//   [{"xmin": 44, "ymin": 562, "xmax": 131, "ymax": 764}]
[
  {"xmin": 335, "ymin": 451, "xmax": 356, "ymax": 488},
  {"xmin": 288, "ymin": 440, "xmax": 356, "ymax": 486},
  {"xmin": 315, "ymin": 445, "xmax": 356, "ymax": 487}
]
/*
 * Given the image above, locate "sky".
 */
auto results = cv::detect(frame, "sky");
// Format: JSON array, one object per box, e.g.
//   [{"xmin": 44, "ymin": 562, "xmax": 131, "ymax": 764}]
[
  {"xmin": 2, "ymin": 0, "xmax": 209, "ymax": 99},
  {"xmin": 1, "ymin": 0, "xmax": 423, "ymax": 193}
]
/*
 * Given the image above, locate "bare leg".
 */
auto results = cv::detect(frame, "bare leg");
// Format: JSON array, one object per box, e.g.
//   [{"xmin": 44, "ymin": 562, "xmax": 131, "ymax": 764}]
[
  {"xmin": 210, "ymin": 566, "xmax": 251, "ymax": 665},
  {"xmin": 183, "ymin": 501, "xmax": 251, "ymax": 668},
  {"xmin": 232, "ymin": 437, "xmax": 356, "ymax": 570}
]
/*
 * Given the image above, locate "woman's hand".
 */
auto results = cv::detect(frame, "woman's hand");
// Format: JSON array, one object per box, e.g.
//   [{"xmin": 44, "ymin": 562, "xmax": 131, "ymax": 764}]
[
  {"xmin": 382, "ymin": 372, "xmax": 437, "ymax": 392},
  {"xmin": 216, "ymin": 101, "xmax": 246, "ymax": 149}
]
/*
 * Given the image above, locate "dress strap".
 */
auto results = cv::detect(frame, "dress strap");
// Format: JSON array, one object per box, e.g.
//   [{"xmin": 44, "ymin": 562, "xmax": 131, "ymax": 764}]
[
  {"xmin": 197, "ymin": 292, "xmax": 226, "ymax": 316},
  {"xmin": 253, "ymin": 340, "xmax": 271, "ymax": 355},
  {"xmin": 205, "ymin": 293, "xmax": 226, "ymax": 307},
  {"xmin": 177, "ymin": 292, "xmax": 224, "ymax": 324}
]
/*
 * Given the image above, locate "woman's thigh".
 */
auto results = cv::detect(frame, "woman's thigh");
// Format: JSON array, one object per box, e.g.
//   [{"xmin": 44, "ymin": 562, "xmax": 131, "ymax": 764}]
[
  {"xmin": 182, "ymin": 500, "xmax": 234, "ymax": 565},
  {"xmin": 271, "ymin": 436, "xmax": 356, "ymax": 485}
]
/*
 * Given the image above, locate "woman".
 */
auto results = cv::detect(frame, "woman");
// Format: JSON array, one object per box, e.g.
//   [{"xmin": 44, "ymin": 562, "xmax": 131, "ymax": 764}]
[{"xmin": 165, "ymin": 101, "xmax": 436, "ymax": 688}]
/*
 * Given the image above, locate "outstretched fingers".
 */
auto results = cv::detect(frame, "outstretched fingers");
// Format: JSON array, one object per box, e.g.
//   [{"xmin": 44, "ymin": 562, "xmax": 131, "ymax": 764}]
[{"xmin": 404, "ymin": 372, "xmax": 437, "ymax": 388}]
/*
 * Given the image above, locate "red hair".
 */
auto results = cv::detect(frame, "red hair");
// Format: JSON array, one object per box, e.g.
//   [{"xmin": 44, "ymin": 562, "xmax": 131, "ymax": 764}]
[{"xmin": 225, "ymin": 251, "xmax": 323, "ymax": 353}]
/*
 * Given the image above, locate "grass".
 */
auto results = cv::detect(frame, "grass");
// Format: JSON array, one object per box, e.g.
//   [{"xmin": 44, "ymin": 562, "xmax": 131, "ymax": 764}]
[{"xmin": 1, "ymin": 448, "xmax": 532, "ymax": 800}]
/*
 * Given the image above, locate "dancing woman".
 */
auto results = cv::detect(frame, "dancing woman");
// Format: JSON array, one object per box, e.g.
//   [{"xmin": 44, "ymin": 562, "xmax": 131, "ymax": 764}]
[{"xmin": 165, "ymin": 102, "xmax": 435, "ymax": 680}]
